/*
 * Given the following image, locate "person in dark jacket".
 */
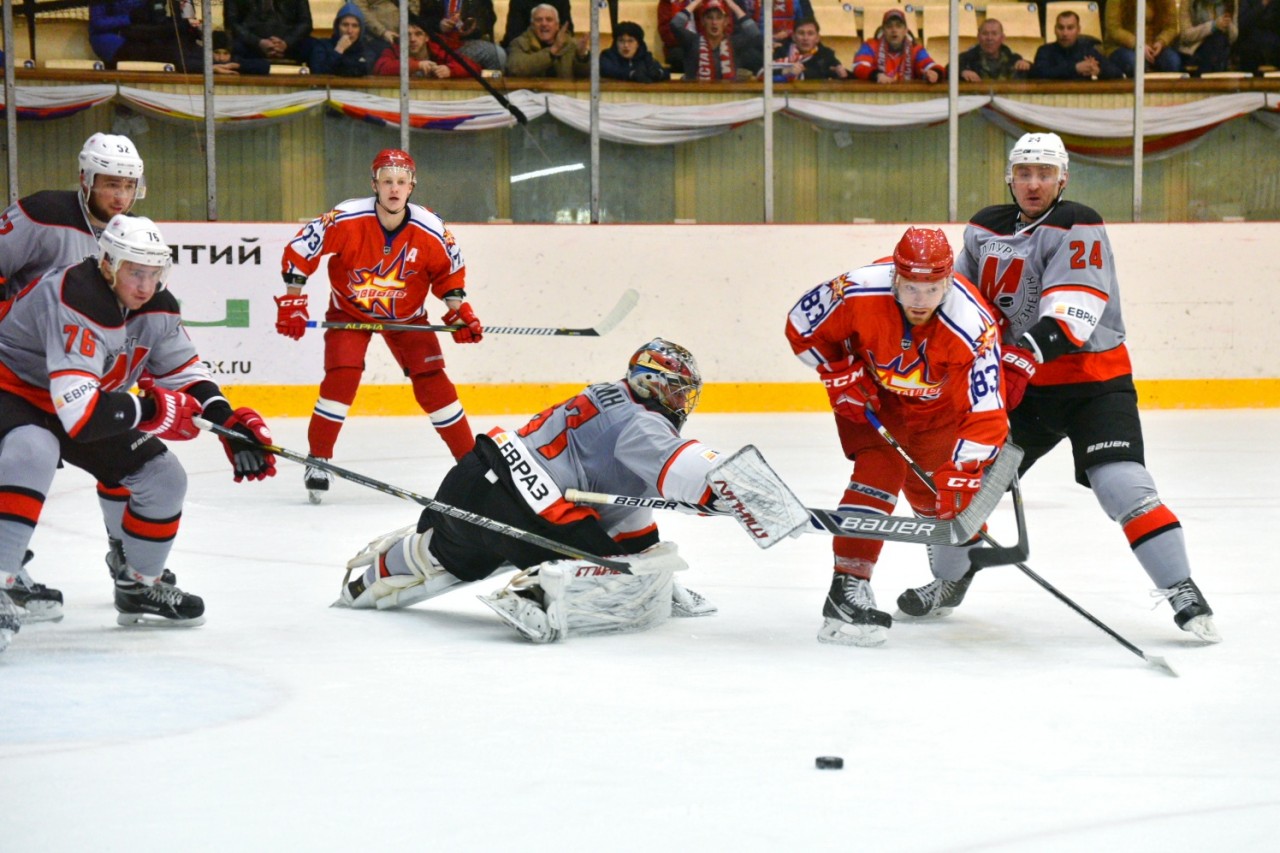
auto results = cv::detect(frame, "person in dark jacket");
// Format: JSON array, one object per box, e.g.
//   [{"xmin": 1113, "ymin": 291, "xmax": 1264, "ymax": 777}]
[
  {"xmin": 93, "ymin": 0, "xmax": 203, "ymax": 70},
  {"xmin": 224, "ymin": 0, "xmax": 317, "ymax": 63},
  {"xmin": 599, "ymin": 20, "xmax": 669, "ymax": 82},
  {"xmin": 771, "ymin": 15, "xmax": 847, "ymax": 80},
  {"xmin": 1031, "ymin": 9, "xmax": 1122, "ymax": 80},
  {"xmin": 309, "ymin": 3, "xmax": 388, "ymax": 75}
]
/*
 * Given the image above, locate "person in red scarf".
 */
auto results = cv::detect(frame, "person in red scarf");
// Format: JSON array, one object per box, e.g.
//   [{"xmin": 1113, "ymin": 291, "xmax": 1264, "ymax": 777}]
[
  {"xmin": 373, "ymin": 14, "xmax": 480, "ymax": 77},
  {"xmin": 771, "ymin": 15, "xmax": 847, "ymax": 80},
  {"xmin": 851, "ymin": 8, "xmax": 943, "ymax": 83},
  {"xmin": 671, "ymin": 0, "xmax": 762, "ymax": 82},
  {"xmin": 754, "ymin": 0, "xmax": 815, "ymax": 49}
]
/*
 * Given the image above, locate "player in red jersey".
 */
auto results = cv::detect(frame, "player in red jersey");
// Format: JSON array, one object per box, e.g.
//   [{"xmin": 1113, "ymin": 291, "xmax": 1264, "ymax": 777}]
[
  {"xmin": 276, "ymin": 149, "xmax": 483, "ymax": 503},
  {"xmin": 786, "ymin": 227, "xmax": 1008, "ymax": 647}
]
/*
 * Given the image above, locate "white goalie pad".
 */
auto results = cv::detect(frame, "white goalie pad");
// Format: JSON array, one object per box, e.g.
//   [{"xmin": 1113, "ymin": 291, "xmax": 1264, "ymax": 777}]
[
  {"xmin": 339, "ymin": 526, "xmax": 462, "ymax": 610},
  {"xmin": 705, "ymin": 445, "xmax": 809, "ymax": 548},
  {"xmin": 477, "ymin": 541, "xmax": 687, "ymax": 643}
]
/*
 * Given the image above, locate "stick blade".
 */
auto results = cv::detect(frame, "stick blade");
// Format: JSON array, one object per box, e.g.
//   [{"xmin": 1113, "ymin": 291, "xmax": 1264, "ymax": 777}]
[
  {"xmin": 591, "ymin": 288, "xmax": 639, "ymax": 336},
  {"xmin": 1145, "ymin": 654, "xmax": 1179, "ymax": 677}
]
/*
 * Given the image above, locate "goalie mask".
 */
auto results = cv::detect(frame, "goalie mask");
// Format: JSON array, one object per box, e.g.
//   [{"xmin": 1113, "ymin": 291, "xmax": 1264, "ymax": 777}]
[
  {"xmin": 627, "ymin": 338, "xmax": 702, "ymax": 429},
  {"xmin": 99, "ymin": 214, "xmax": 172, "ymax": 290}
]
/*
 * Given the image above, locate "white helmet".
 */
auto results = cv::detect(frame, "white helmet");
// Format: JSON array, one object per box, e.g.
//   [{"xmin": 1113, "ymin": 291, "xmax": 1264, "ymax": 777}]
[
  {"xmin": 99, "ymin": 215, "xmax": 171, "ymax": 289},
  {"xmin": 1005, "ymin": 132, "xmax": 1069, "ymax": 184},
  {"xmin": 79, "ymin": 133, "xmax": 147, "ymax": 200}
]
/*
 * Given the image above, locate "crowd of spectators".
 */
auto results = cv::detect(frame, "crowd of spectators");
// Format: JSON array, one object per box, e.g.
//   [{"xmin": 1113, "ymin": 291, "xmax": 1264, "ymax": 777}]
[{"xmin": 47, "ymin": 1, "xmax": 1280, "ymax": 80}]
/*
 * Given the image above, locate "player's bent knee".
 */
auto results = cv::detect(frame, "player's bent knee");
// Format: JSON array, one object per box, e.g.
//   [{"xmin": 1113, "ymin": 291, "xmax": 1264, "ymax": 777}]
[
  {"xmin": 121, "ymin": 450, "xmax": 188, "ymax": 512},
  {"xmin": 1086, "ymin": 461, "xmax": 1159, "ymax": 522},
  {"xmin": 0, "ymin": 425, "xmax": 61, "ymax": 475}
]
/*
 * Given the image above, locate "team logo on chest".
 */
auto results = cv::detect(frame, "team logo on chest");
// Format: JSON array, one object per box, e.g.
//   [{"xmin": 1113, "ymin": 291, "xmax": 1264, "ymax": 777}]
[
  {"xmin": 345, "ymin": 246, "xmax": 418, "ymax": 317},
  {"xmin": 868, "ymin": 344, "xmax": 944, "ymax": 399}
]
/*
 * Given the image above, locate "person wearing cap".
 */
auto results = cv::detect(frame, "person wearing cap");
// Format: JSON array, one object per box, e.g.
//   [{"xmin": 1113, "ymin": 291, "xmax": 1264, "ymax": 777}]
[
  {"xmin": 671, "ymin": 0, "xmax": 762, "ymax": 82},
  {"xmin": 851, "ymin": 7, "xmax": 943, "ymax": 83},
  {"xmin": 600, "ymin": 20, "xmax": 671, "ymax": 82}
]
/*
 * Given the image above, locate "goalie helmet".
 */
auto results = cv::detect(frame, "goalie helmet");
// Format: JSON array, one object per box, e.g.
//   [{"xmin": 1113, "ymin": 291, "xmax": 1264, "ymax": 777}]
[
  {"xmin": 79, "ymin": 133, "xmax": 146, "ymax": 201},
  {"xmin": 98, "ymin": 214, "xmax": 172, "ymax": 289},
  {"xmin": 1005, "ymin": 132, "xmax": 1069, "ymax": 184},
  {"xmin": 372, "ymin": 148, "xmax": 416, "ymax": 184},
  {"xmin": 627, "ymin": 338, "xmax": 702, "ymax": 429}
]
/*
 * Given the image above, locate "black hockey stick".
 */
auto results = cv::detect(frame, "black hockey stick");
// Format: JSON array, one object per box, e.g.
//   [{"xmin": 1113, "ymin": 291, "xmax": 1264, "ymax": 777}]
[
  {"xmin": 193, "ymin": 418, "xmax": 632, "ymax": 573},
  {"xmin": 304, "ymin": 288, "xmax": 639, "ymax": 337},
  {"xmin": 866, "ymin": 411, "xmax": 1176, "ymax": 677},
  {"xmin": 425, "ymin": 29, "xmax": 528, "ymax": 125}
]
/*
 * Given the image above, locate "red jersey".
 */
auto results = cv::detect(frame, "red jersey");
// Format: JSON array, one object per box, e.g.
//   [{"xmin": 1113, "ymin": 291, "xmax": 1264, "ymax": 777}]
[
  {"xmin": 282, "ymin": 197, "xmax": 466, "ymax": 323},
  {"xmin": 786, "ymin": 260, "xmax": 1008, "ymax": 466}
]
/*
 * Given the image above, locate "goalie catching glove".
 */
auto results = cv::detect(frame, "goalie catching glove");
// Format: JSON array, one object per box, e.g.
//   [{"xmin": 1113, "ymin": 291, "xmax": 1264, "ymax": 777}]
[
  {"xmin": 818, "ymin": 357, "xmax": 880, "ymax": 424},
  {"xmin": 218, "ymin": 407, "xmax": 277, "ymax": 482},
  {"xmin": 136, "ymin": 376, "xmax": 200, "ymax": 441}
]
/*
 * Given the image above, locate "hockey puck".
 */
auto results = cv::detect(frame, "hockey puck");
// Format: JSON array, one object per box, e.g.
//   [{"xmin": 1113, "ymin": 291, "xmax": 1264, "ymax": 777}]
[{"xmin": 815, "ymin": 756, "xmax": 844, "ymax": 770}]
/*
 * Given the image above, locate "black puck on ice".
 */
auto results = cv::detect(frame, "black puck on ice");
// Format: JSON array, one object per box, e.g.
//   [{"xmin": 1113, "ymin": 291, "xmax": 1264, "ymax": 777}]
[{"xmin": 815, "ymin": 756, "xmax": 844, "ymax": 770}]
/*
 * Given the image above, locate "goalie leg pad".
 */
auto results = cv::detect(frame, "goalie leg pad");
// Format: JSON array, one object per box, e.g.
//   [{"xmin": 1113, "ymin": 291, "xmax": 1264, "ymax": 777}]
[{"xmin": 339, "ymin": 528, "xmax": 462, "ymax": 610}]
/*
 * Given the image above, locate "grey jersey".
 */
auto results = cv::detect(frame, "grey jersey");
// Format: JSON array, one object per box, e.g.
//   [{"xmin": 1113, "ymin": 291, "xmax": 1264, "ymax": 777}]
[
  {"xmin": 0, "ymin": 191, "xmax": 101, "ymax": 300},
  {"xmin": 957, "ymin": 200, "xmax": 1127, "ymax": 361},
  {"xmin": 0, "ymin": 258, "xmax": 217, "ymax": 440},
  {"xmin": 488, "ymin": 380, "xmax": 722, "ymax": 539}
]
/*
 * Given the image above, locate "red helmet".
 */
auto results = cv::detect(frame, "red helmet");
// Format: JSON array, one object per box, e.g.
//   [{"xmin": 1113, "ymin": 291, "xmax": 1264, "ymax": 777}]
[
  {"xmin": 371, "ymin": 148, "xmax": 416, "ymax": 181},
  {"xmin": 893, "ymin": 227, "xmax": 953, "ymax": 282}
]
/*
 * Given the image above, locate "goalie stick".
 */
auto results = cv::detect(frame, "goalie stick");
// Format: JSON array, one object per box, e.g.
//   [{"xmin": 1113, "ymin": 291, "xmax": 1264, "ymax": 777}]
[
  {"xmin": 305, "ymin": 288, "xmax": 639, "ymax": 338},
  {"xmin": 566, "ymin": 442, "xmax": 1024, "ymax": 547},
  {"xmin": 193, "ymin": 418, "xmax": 633, "ymax": 573},
  {"xmin": 866, "ymin": 411, "xmax": 1177, "ymax": 677}
]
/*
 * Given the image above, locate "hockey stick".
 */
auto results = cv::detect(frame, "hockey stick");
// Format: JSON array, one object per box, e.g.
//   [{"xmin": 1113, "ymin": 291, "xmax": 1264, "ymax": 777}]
[
  {"xmin": 305, "ymin": 288, "xmax": 639, "ymax": 338},
  {"xmin": 193, "ymin": 418, "xmax": 633, "ymax": 573},
  {"xmin": 866, "ymin": 411, "xmax": 1177, "ymax": 677}
]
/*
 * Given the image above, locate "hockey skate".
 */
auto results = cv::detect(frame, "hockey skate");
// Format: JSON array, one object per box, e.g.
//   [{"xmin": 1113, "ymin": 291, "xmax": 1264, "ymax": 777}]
[
  {"xmin": 817, "ymin": 573, "xmax": 892, "ymax": 647},
  {"xmin": 479, "ymin": 578, "xmax": 561, "ymax": 644},
  {"xmin": 114, "ymin": 573, "xmax": 205, "ymax": 627},
  {"xmin": 8, "ymin": 551, "xmax": 64, "ymax": 623},
  {"xmin": 896, "ymin": 567, "xmax": 977, "ymax": 620},
  {"xmin": 1156, "ymin": 577, "xmax": 1221, "ymax": 644},
  {"xmin": 305, "ymin": 460, "xmax": 332, "ymax": 505},
  {"xmin": 337, "ymin": 526, "xmax": 462, "ymax": 610},
  {"xmin": 1, "ymin": 589, "xmax": 21, "ymax": 652},
  {"xmin": 671, "ymin": 581, "xmax": 717, "ymax": 617},
  {"xmin": 105, "ymin": 537, "xmax": 176, "ymax": 585}
]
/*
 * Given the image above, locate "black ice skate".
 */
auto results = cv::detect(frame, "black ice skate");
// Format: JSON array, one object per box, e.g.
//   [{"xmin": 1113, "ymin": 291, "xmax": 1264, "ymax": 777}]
[
  {"xmin": 9, "ymin": 549, "xmax": 64, "ymax": 622},
  {"xmin": 1158, "ymin": 577, "xmax": 1221, "ymax": 643},
  {"xmin": 105, "ymin": 537, "xmax": 176, "ymax": 585},
  {"xmin": 115, "ymin": 575, "xmax": 205, "ymax": 627},
  {"xmin": 305, "ymin": 459, "xmax": 332, "ymax": 505},
  {"xmin": 896, "ymin": 567, "xmax": 977, "ymax": 619},
  {"xmin": 817, "ymin": 573, "xmax": 892, "ymax": 647}
]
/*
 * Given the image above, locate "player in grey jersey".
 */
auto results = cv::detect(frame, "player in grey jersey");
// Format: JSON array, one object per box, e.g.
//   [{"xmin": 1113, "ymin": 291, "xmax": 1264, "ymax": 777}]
[
  {"xmin": 335, "ymin": 338, "xmax": 727, "ymax": 642},
  {"xmin": 0, "ymin": 132, "xmax": 148, "ymax": 620},
  {"xmin": 896, "ymin": 132, "xmax": 1219, "ymax": 643},
  {"xmin": 0, "ymin": 216, "xmax": 276, "ymax": 653}
]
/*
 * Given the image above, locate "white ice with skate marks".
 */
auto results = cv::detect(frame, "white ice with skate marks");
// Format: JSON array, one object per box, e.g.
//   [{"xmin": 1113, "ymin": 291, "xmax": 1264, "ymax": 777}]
[{"xmin": 4, "ymin": 412, "xmax": 1279, "ymax": 851}]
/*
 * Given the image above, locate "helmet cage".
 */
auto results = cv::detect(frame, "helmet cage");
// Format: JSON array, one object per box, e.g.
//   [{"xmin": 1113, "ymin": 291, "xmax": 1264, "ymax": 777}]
[
  {"xmin": 627, "ymin": 339, "xmax": 702, "ymax": 429},
  {"xmin": 79, "ymin": 133, "xmax": 146, "ymax": 203},
  {"xmin": 99, "ymin": 215, "xmax": 172, "ymax": 290},
  {"xmin": 371, "ymin": 148, "xmax": 417, "ymax": 185}
]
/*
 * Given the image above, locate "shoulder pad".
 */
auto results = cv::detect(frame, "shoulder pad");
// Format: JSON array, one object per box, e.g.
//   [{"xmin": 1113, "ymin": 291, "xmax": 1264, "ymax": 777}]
[
  {"xmin": 59, "ymin": 258, "xmax": 124, "ymax": 328},
  {"xmin": 1043, "ymin": 200, "xmax": 1106, "ymax": 229},
  {"xmin": 17, "ymin": 191, "xmax": 91, "ymax": 233},
  {"xmin": 132, "ymin": 288, "xmax": 182, "ymax": 317},
  {"xmin": 968, "ymin": 203, "xmax": 1020, "ymax": 234}
]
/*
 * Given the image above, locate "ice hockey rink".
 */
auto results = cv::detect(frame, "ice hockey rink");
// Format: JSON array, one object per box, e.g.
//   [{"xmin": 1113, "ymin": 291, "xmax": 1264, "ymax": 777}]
[{"xmin": 4, "ymin": 409, "xmax": 1277, "ymax": 852}]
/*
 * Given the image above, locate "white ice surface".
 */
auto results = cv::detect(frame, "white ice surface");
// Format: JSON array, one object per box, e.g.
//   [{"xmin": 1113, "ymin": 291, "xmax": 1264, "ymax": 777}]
[{"xmin": 4, "ymin": 411, "xmax": 1277, "ymax": 852}]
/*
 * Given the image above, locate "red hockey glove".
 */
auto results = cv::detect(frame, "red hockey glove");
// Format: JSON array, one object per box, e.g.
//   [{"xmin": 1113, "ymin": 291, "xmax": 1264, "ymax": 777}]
[
  {"xmin": 818, "ymin": 357, "xmax": 880, "ymax": 424},
  {"xmin": 442, "ymin": 302, "xmax": 483, "ymax": 344},
  {"xmin": 136, "ymin": 376, "xmax": 200, "ymax": 441},
  {"xmin": 935, "ymin": 460, "xmax": 985, "ymax": 520},
  {"xmin": 219, "ymin": 407, "xmax": 278, "ymax": 482},
  {"xmin": 1001, "ymin": 345, "xmax": 1037, "ymax": 411},
  {"xmin": 274, "ymin": 294, "xmax": 309, "ymax": 340}
]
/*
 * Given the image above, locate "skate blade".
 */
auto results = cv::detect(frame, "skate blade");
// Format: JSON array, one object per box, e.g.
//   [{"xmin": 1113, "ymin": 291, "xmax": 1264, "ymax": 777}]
[
  {"xmin": 116, "ymin": 612, "xmax": 206, "ymax": 628},
  {"xmin": 16, "ymin": 603, "xmax": 65, "ymax": 623},
  {"xmin": 894, "ymin": 606, "xmax": 954, "ymax": 621},
  {"xmin": 307, "ymin": 489, "xmax": 325, "ymax": 505},
  {"xmin": 817, "ymin": 620, "xmax": 889, "ymax": 647},
  {"xmin": 476, "ymin": 594, "xmax": 552, "ymax": 643}
]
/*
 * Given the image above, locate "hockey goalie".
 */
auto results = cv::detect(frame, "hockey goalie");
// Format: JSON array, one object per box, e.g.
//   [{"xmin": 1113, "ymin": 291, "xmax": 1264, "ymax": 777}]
[{"xmin": 335, "ymin": 338, "xmax": 806, "ymax": 642}]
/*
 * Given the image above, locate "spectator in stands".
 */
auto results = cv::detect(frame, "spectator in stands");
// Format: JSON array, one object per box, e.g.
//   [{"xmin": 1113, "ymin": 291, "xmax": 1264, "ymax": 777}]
[
  {"xmin": 91, "ymin": 0, "xmax": 203, "ymax": 71},
  {"xmin": 423, "ymin": 0, "xmax": 506, "ymax": 70},
  {"xmin": 771, "ymin": 15, "xmax": 848, "ymax": 80},
  {"xmin": 310, "ymin": 3, "xmax": 388, "ymax": 75},
  {"xmin": 958, "ymin": 18, "xmax": 1030, "ymax": 81},
  {"xmin": 1032, "ymin": 9, "xmax": 1123, "ymax": 79},
  {"xmin": 754, "ymin": 0, "xmax": 815, "ymax": 50},
  {"xmin": 1235, "ymin": 0, "xmax": 1280, "ymax": 72},
  {"xmin": 1104, "ymin": 0, "xmax": 1183, "ymax": 75},
  {"xmin": 357, "ymin": 0, "xmax": 422, "ymax": 43},
  {"xmin": 1179, "ymin": 0, "xmax": 1236, "ymax": 75},
  {"xmin": 672, "ymin": 0, "xmax": 762, "ymax": 82},
  {"xmin": 657, "ymin": 0, "xmax": 685, "ymax": 72},
  {"xmin": 506, "ymin": 3, "xmax": 590, "ymax": 77},
  {"xmin": 224, "ymin": 0, "xmax": 316, "ymax": 64},
  {"xmin": 211, "ymin": 28, "xmax": 272, "ymax": 74},
  {"xmin": 502, "ymin": 0, "xmax": 574, "ymax": 49},
  {"xmin": 374, "ymin": 14, "xmax": 480, "ymax": 76},
  {"xmin": 599, "ymin": 20, "xmax": 670, "ymax": 81},
  {"xmin": 852, "ymin": 8, "xmax": 943, "ymax": 83}
]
